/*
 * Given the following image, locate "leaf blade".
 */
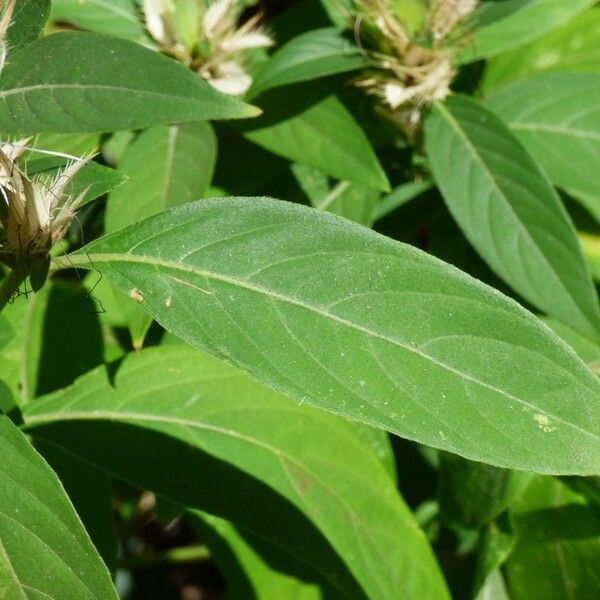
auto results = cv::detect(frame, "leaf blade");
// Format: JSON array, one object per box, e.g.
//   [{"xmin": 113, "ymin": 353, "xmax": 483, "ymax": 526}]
[
  {"xmin": 0, "ymin": 415, "xmax": 117, "ymax": 599},
  {"xmin": 425, "ymin": 95, "xmax": 600, "ymax": 339},
  {"xmin": 0, "ymin": 32, "xmax": 258, "ymax": 134},
  {"xmin": 23, "ymin": 345, "xmax": 450, "ymax": 600},
  {"xmin": 64, "ymin": 197, "xmax": 600, "ymax": 475}
]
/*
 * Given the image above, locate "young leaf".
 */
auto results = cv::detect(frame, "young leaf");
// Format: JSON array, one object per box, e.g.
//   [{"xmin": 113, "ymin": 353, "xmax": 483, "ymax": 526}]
[
  {"xmin": 0, "ymin": 414, "xmax": 118, "ymax": 598},
  {"xmin": 487, "ymin": 73, "xmax": 600, "ymax": 218},
  {"xmin": 425, "ymin": 95, "xmax": 600, "ymax": 339},
  {"xmin": 236, "ymin": 85, "xmax": 390, "ymax": 191},
  {"xmin": 455, "ymin": 0, "xmax": 596, "ymax": 64},
  {"xmin": 50, "ymin": 0, "xmax": 147, "ymax": 42},
  {"xmin": 63, "ymin": 197, "xmax": 600, "ymax": 475},
  {"xmin": 249, "ymin": 27, "xmax": 369, "ymax": 98},
  {"xmin": 23, "ymin": 345, "xmax": 450, "ymax": 600},
  {"xmin": 0, "ymin": 32, "xmax": 258, "ymax": 134}
]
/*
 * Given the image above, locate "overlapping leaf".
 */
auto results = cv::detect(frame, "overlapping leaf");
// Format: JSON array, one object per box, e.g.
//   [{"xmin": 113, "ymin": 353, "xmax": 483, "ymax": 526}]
[
  {"xmin": 0, "ymin": 415, "xmax": 117, "ymax": 599},
  {"xmin": 250, "ymin": 28, "xmax": 369, "ymax": 97},
  {"xmin": 425, "ymin": 95, "xmax": 600, "ymax": 339},
  {"xmin": 488, "ymin": 73, "xmax": 600, "ymax": 220},
  {"xmin": 456, "ymin": 0, "xmax": 596, "ymax": 64},
  {"xmin": 0, "ymin": 32, "xmax": 257, "ymax": 133},
  {"xmin": 24, "ymin": 346, "xmax": 449, "ymax": 600}
]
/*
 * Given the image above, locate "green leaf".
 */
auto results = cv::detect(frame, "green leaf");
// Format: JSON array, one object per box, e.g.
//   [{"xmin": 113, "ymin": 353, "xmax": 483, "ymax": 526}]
[
  {"xmin": 504, "ymin": 476, "xmax": 600, "ymax": 599},
  {"xmin": 425, "ymin": 95, "xmax": 600, "ymax": 339},
  {"xmin": 6, "ymin": 0, "xmax": 51, "ymax": 48},
  {"xmin": 249, "ymin": 28, "xmax": 369, "ymax": 98},
  {"xmin": 50, "ymin": 0, "xmax": 147, "ymax": 42},
  {"xmin": 236, "ymin": 85, "xmax": 390, "ymax": 191},
  {"xmin": 481, "ymin": 7, "xmax": 600, "ymax": 91},
  {"xmin": 105, "ymin": 123, "xmax": 217, "ymax": 232},
  {"xmin": 313, "ymin": 181, "xmax": 381, "ymax": 227},
  {"xmin": 437, "ymin": 453, "xmax": 532, "ymax": 529},
  {"xmin": 64, "ymin": 197, "xmax": 600, "ymax": 475},
  {"xmin": 0, "ymin": 315, "xmax": 14, "ymax": 351},
  {"xmin": 473, "ymin": 515, "xmax": 515, "ymax": 597},
  {"xmin": 104, "ymin": 122, "xmax": 217, "ymax": 347},
  {"xmin": 0, "ymin": 414, "xmax": 117, "ymax": 598},
  {"xmin": 190, "ymin": 511, "xmax": 326, "ymax": 599},
  {"xmin": 0, "ymin": 280, "xmax": 104, "ymax": 403},
  {"xmin": 0, "ymin": 32, "xmax": 258, "ymax": 134},
  {"xmin": 375, "ymin": 179, "xmax": 433, "ymax": 221},
  {"xmin": 23, "ymin": 345, "xmax": 450, "ymax": 600},
  {"xmin": 456, "ymin": 0, "xmax": 596, "ymax": 64},
  {"xmin": 487, "ymin": 73, "xmax": 600, "ymax": 220},
  {"xmin": 26, "ymin": 159, "xmax": 126, "ymax": 207},
  {"xmin": 34, "ymin": 439, "xmax": 117, "ymax": 573}
]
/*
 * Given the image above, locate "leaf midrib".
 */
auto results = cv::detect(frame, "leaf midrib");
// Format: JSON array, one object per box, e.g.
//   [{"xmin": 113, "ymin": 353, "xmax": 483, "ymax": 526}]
[
  {"xmin": 511, "ymin": 122, "xmax": 600, "ymax": 142},
  {"xmin": 68, "ymin": 250, "xmax": 600, "ymax": 441}
]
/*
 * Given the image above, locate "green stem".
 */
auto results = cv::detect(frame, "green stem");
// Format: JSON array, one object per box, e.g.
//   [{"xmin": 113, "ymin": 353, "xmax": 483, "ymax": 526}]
[
  {"xmin": 0, "ymin": 267, "xmax": 27, "ymax": 313},
  {"xmin": 120, "ymin": 544, "xmax": 211, "ymax": 569}
]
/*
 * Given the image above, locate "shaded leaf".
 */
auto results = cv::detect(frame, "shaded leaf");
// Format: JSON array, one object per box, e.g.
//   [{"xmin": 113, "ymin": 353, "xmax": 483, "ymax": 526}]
[
  {"xmin": 505, "ymin": 476, "xmax": 600, "ymax": 599},
  {"xmin": 237, "ymin": 85, "xmax": 390, "ymax": 191},
  {"xmin": 250, "ymin": 28, "xmax": 369, "ymax": 97},
  {"xmin": 438, "ymin": 453, "xmax": 531, "ymax": 529},
  {"xmin": 34, "ymin": 439, "xmax": 117, "ymax": 574},
  {"xmin": 0, "ymin": 414, "xmax": 117, "ymax": 598},
  {"xmin": 190, "ymin": 511, "xmax": 325, "ymax": 600},
  {"xmin": 24, "ymin": 345, "xmax": 449, "ymax": 600}
]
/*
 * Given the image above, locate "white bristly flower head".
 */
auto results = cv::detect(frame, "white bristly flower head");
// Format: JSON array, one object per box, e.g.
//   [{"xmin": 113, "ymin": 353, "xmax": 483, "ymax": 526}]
[
  {"xmin": 0, "ymin": 143, "xmax": 91, "ymax": 269},
  {"xmin": 352, "ymin": 0, "xmax": 479, "ymax": 132},
  {"xmin": 141, "ymin": 0, "xmax": 273, "ymax": 95}
]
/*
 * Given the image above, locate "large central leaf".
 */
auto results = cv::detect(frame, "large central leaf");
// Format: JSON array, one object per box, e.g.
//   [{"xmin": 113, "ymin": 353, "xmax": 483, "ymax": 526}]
[{"xmin": 67, "ymin": 198, "xmax": 600, "ymax": 475}]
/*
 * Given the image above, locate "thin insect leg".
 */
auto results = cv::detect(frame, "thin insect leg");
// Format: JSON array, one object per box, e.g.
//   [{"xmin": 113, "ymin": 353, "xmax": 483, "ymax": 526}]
[{"xmin": 66, "ymin": 214, "xmax": 106, "ymax": 314}]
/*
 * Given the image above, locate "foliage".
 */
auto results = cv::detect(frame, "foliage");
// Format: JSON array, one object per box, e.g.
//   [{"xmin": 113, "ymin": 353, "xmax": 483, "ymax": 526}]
[{"xmin": 0, "ymin": 1, "xmax": 599, "ymax": 598}]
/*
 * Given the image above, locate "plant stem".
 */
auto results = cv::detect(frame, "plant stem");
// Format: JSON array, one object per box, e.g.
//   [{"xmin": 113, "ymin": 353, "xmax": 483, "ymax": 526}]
[
  {"xmin": 120, "ymin": 544, "xmax": 211, "ymax": 569},
  {"xmin": 0, "ymin": 267, "xmax": 27, "ymax": 313}
]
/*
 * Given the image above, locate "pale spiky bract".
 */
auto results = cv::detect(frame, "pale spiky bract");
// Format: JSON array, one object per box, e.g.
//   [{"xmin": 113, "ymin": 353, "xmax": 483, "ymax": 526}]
[
  {"xmin": 0, "ymin": 142, "xmax": 90, "ymax": 271},
  {"xmin": 141, "ymin": 0, "xmax": 273, "ymax": 95}
]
